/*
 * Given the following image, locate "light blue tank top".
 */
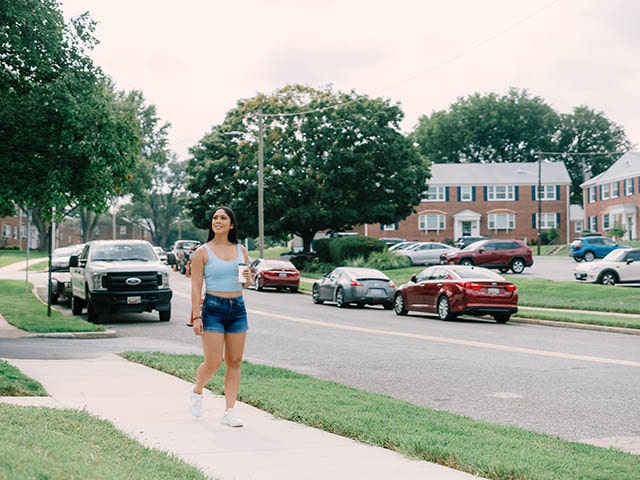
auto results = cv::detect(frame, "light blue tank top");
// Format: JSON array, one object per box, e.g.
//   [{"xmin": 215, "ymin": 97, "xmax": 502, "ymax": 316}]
[{"xmin": 203, "ymin": 244, "xmax": 243, "ymax": 292}]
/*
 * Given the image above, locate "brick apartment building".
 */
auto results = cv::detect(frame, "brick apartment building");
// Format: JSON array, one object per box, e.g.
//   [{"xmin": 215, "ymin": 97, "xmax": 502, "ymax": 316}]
[
  {"xmin": 355, "ymin": 161, "xmax": 577, "ymax": 245},
  {"xmin": 581, "ymin": 151, "xmax": 640, "ymax": 241}
]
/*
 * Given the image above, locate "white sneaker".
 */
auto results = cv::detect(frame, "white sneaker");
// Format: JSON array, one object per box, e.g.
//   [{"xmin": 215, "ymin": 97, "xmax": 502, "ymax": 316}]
[
  {"xmin": 221, "ymin": 408, "xmax": 243, "ymax": 427},
  {"xmin": 190, "ymin": 389, "xmax": 203, "ymax": 418}
]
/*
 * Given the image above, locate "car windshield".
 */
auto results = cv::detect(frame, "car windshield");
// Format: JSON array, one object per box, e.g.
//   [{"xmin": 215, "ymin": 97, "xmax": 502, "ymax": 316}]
[
  {"xmin": 92, "ymin": 244, "xmax": 156, "ymax": 262},
  {"xmin": 263, "ymin": 260, "xmax": 295, "ymax": 269},
  {"xmin": 453, "ymin": 268, "xmax": 504, "ymax": 280},
  {"xmin": 343, "ymin": 268, "xmax": 389, "ymax": 280},
  {"xmin": 602, "ymin": 249, "xmax": 630, "ymax": 262},
  {"xmin": 464, "ymin": 240, "xmax": 487, "ymax": 250}
]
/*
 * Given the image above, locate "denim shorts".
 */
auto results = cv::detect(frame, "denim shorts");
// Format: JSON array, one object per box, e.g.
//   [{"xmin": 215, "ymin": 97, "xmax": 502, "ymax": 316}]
[{"xmin": 201, "ymin": 294, "xmax": 248, "ymax": 334}]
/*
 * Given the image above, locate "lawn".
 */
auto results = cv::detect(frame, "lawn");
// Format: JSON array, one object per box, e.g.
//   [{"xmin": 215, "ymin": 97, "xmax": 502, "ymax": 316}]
[
  {"xmin": 0, "ymin": 280, "xmax": 104, "ymax": 333},
  {"xmin": 0, "ymin": 250, "xmax": 48, "ymax": 268},
  {"xmin": 0, "ymin": 404, "xmax": 208, "ymax": 480},
  {"xmin": 120, "ymin": 352, "xmax": 640, "ymax": 480}
]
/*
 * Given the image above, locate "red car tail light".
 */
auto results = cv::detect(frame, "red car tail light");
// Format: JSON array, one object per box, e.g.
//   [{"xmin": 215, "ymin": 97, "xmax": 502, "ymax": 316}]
[
  {"xmin": 456, "ymin": 281, "xmax": 483, "ymax": 290},
  {"xmin": 350, "ymin": 279, "xmax": 363, "ymax": 287},
  {"xmin": 504, "ymin": 283, "xmax": 517, "ymax": 292},
  {"xmin": 389, "ymin": 281, "xmax": 395, "ymax": 288}
]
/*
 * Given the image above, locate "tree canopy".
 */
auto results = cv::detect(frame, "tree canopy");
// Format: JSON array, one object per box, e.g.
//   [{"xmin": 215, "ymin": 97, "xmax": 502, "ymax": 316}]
[
  {"xmin": 0, "ymin": 0, "xmax": 140, "ymax": 218},
  {"xmin": 412, "ymin": 88, "xmax": 633, "ymax": 203},
  {"xmin": 186, "ymin": 84, "xmax": 429, "ymax": 251}
]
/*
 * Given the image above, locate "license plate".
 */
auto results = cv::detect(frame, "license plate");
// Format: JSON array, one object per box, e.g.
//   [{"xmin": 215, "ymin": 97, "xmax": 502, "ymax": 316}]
[
  {"xmin": 279, "ymin": 273, "xmax": 287, "ymax": 277},
  {"xmin": 127, "ymin": 296, "xmax": 142, "ymax": 304},
  {"xmin": 488, "ymin": 288, "xmax": 500, "ymax": 295},
  {"xmin": 369, "ymin": 288, "xmax": 386, "ymax": 297}
]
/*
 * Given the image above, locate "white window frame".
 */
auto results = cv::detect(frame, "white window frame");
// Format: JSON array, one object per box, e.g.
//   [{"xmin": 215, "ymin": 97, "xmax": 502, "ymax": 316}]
[
  {"xmin": 589, "ymin": 216, "xmax": 597, "ymax": 232},
  {"xmin": 611, "ymin": 182, "xmax": 619, "ymax": 199},
  {"xmin": 382, "ymin": 224, "xmax": 396, "ymax": 231},
  {"xmin": 460, "ymin": 185, "xmax": 472, "ymax": 202},
  {"xmin": 574, "ymin": 220, "xmax": 583, "ymax": 233},
  {"xmin": 538, "ymin": 185, "xmax": 556, "ymax": 201},
  {"xmin": 418, "ymin": 214, "xmax": 445, "ymax": 232},
  {"xmin": 589, "ymin": 186, "xmax": 596, "ymax": 203},
  {"xmin": 601, "ymin": 183, "xmax": 609, "ymax": 200},
  {"xmin": 425, "ymin": 186, "xmax": 446, "ymax": 202},
  {"xmin": 1, "ymin": 224, "xmax": 10, "ymax": 238},
  {"xmin": 624, "ymin": 178, "xmax": 634, "ymax": 196},
  {"xmin": 603, "ymin": 213, "xmax": 610, "ymax": 230},
  {"xmin": 487, "ymin": 185, "xmax": 515, "ymax": 201},
  {"xmin": 538, "ymin": 213, "xmax": 558, "ymax": 230},
  {"xmin": 487, "ymin": 213, "xmax": 515, "ymax": 231}
]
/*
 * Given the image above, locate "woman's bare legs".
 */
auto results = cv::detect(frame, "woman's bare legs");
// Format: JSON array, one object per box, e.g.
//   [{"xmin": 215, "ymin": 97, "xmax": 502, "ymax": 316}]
[
  {"xmin": 222, "ymin": 332, "xmax": 247, "ymax": 409},
  {"xmin": 194, "ymin": 332, "xmax": 224, "ymax": 394}
]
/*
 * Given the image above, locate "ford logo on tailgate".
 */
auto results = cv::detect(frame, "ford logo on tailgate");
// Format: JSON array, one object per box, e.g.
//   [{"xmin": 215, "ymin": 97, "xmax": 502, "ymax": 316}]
[{"xmin": 125, "ymin": 277, "xmax": 142, "ymax": 286}]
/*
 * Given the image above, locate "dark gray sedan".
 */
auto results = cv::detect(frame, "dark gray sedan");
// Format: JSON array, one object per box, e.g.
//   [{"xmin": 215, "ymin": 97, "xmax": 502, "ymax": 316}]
[{"xmin": 312, "ymin": 267, "xmax": 395, "ymax": 309}]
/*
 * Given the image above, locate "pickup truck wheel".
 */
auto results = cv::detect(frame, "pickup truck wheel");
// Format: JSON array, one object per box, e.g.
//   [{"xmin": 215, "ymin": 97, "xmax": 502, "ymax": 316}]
[
  {"xmin": 159, "ymin": 308, "xmax": 171, "ymax": 322},
  {"xmin": 71, "ymin": 295, "xmax": 84, "ymax": 315},
  {"xmin": 87, "ymin": 296, "xmax": 100, "ymax": 323}
]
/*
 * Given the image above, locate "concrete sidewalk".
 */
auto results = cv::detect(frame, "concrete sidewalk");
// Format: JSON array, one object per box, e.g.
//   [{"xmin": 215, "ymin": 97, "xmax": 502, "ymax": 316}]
[{"xmin": 1, "ymin": 354, "xmax": 486, "ymax": 480}]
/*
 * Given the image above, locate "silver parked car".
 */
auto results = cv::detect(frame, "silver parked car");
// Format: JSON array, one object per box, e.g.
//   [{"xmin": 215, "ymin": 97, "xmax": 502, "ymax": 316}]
[
  {"xmin": 401, "ymin": 242, "xmax": 458, "ymax": 266},
  {"xmin": 312, "ymin": 267, "xmax": 395, "ymax": 309}
]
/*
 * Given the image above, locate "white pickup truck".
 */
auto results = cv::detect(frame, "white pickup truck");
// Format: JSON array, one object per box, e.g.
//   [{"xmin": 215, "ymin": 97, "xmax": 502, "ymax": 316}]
[{"xmin": 69, "ymin": 240, "xmax": 173, "ymax": 323}]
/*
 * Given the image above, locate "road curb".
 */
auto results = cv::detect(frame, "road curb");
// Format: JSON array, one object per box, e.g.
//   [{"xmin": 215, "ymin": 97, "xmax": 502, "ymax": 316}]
[
  {"xmin": 26, "ymin": 329, "xmax": 118, "ymax": 339},
  {"xmin": 511, "ymin": 317, "xmax": 640, "ymax": 335}
]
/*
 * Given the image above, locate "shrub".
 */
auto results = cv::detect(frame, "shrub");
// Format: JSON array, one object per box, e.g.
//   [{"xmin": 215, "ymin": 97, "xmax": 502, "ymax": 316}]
[
  {"xmin": 348, "ymin": 251, "xmax": 411, "ymax": 270},
  {"xmin": 313, "ymin": 238, "xmax": 333, "ymax": 263},
  {"xmin": 540, "ymin": 227, "xmax": 559, "ymax": 245},
  {"xmin": 329, "ymin": 236, "xmax": 386, "ymax": 264}
]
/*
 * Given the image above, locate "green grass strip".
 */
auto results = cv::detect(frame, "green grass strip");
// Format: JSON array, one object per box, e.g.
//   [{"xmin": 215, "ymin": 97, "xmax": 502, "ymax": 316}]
[
  {"xmin": 0, "ymin": 404, "xmax": 209, "ymax": 480},
  {"xmin": 0, "ymin": 360, "xmax": 46, "ymax": 396},
  {"xmin": 516, "ymin": 308, "xmax": 640, "ymax": 330},
  {"xmin": 121, "ymin": 351, "xmax": 640, "ymax": 480},
  {"xmin": 0, "ymin": 280, "xmax": 103, "ymax": 333},
  {"xmin": 0, "ymin": 250, "xmax": 48, "ymax": 268}
]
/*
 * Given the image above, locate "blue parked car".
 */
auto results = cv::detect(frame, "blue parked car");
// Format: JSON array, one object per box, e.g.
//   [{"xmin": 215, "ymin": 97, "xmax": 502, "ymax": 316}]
[{"xmin": 569, "ymin": 235, "xmax": 628, "ymax": 262}]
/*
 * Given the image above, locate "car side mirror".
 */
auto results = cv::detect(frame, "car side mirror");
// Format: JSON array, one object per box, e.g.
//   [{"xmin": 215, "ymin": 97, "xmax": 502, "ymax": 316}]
[
  {"xmin": 166, "ymin": 253, "xmax": 176, "ymax": 265},
  {"xmin": 410, "ymin": 275, "xmax": 417, "ymax": 283},
  {"xmin": 627, "ymin": 259, "xmax": 634, "ymax": 265},
  {"xmin": 478, "ymin": 248, "xmax": 485, "ymax": 253},
  {"xmin": 69, "ymin": 255, "xmax": 79, "ymax": 268}
]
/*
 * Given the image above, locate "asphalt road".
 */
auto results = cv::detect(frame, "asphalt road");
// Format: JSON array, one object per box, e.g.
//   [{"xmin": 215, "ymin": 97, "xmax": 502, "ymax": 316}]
[{"xmin": 2, "ymin": 260, "xmax": 639, "ymax": 454}]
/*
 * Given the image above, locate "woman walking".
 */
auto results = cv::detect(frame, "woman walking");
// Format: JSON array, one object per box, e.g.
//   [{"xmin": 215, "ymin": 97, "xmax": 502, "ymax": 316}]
[{"xmin": 189, "ymin": 206, "xmax": 250, "ymax": 427}]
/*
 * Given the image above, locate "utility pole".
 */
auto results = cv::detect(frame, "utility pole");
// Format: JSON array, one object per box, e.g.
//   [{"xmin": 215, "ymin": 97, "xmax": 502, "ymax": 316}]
[
  {"xmin": 537, "ymin": 153, "xmax": 542, "ymax": 256},
  {"xmin": 257, "ymin": 111, "xmax": 265, "ymax": 259}
]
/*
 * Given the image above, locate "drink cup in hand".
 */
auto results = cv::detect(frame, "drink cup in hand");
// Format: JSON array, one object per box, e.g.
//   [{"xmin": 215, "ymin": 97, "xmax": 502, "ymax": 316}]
[{"xmin": 238, "ymin": 264, "xmax": 247, "ymax": 283}]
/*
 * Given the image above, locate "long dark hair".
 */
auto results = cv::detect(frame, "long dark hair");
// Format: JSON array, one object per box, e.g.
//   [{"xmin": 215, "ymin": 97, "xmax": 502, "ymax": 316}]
[{"xmin": 206, "ymin": 206, "xmax": 239, "ymax": 243}]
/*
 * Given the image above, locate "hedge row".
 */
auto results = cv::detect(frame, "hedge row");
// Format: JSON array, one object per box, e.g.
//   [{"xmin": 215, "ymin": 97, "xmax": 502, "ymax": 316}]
[{"xmin": 313, "ymin": 236, "xmax": 387, "ymax": 264}]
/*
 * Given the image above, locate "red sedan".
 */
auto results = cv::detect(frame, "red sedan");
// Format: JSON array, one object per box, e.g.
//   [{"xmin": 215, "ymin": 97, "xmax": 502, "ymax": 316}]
[
  {"xmin": 250, "ymin": 258, "xmax": 300, "ymax": 292},
  {"xmin": 393, "ymin": 265, "xmax": 518, "ymax": 323}
]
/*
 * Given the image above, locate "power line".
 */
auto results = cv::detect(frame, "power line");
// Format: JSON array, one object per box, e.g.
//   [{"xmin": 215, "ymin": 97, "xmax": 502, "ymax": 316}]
[{"xmin": 260, "ymin": 0, "xmax": 562, "ymax": 120}]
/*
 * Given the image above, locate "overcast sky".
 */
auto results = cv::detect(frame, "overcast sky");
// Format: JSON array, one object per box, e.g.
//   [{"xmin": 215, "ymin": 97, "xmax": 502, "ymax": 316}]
[{"xmin": 60, "ymin": 0, "xmax": 640, "ymax": 160}]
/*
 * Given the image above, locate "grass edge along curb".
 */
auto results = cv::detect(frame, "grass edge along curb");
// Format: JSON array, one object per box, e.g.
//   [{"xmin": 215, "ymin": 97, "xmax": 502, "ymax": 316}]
[
  {"xmin": 121, "ymin": 351, "xmax": 640, "ymax": 480},
  {"xmin": 0, "ymin": 279, "xmax": 104, "ymax": 334},
  {"xmin": 0, "ymin": 360, "xmax": 47, "ymax": 396},
  {"xmin": 0, "ymin": 404, "xmax": 208, "ymax": 480}
]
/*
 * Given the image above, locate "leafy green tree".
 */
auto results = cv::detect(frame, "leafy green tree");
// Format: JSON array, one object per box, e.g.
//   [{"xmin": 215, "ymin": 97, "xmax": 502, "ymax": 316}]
[
  {"xmin": 186, "ymin": 84, "xmax": 429, "ymax": 251},
  {"xmin": 114, "ymin": 91, "xmax": 185, "ymax": 248},
  {"xmin": 555, "ymin": 106, "xmax": 633, "ymax": 204},
  {"xmin": 1, "ymin": 1, "xmax": 140, "ymax": 247},
  {"xmin": 412, "ymin": 88, "xmax": 560, "ymax": 164}
]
